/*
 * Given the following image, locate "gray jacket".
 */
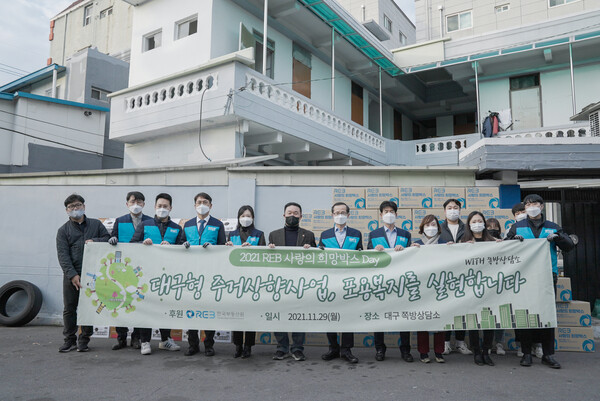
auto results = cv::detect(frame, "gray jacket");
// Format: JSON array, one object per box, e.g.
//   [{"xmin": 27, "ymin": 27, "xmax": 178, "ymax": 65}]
[{"xmin": 56, "ymin": 216, "xmax": 110, "ymax": 279}]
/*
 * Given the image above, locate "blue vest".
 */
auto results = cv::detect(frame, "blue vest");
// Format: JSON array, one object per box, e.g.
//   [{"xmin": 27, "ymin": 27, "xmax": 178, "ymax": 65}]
[
  {"xmin": 115, "ymin": 214, "xmax": 152, "ymax": 243},
  {"xmin": 320, "ymin": 227, "xmax": 362, "ymax": 250},
  {"xmin": 515, "ymin": 224, "xmax": 558, "ymax": 273},
  {"xmin": 229, "ymin": 228, "xmax": 263, "ymax": 246},
  {"xmin": 183, "ymin": 216, "xmax": 222, "ymax": 245},
  {"xmin": 143, "ymin": 220, "xmax": 180, "ymax": 244},
  {"xmin": 369, "ymin": 226, "xmax": 410, "ymax": 249}
]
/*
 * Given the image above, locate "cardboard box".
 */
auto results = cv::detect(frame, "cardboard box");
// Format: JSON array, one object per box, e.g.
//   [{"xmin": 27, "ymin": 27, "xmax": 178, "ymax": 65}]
[
  {"xmin": 365, "ymin": 187, "xmax": 399, "ymax": 209},
  {"xmin": 395, "ymin": 209, "xmax": 414, "ymax": 232},
  {"xmin": 301, "ymin": 213, "xmax": 313, "ymax": 231},
  {"xmin": 555, "ymin": 327, "xmax": 595, "ymax": 352},
  {"xmin": 556, "ymin": 301, "xmax": 592, "ymax": 327},
  {"xmin": 432, "ymin": 187, "xmax": 466, "ymax": 209},
  {"xmin": 556, "ymin": 277, "xmax": 572, "ymax": 302},
  {"xmin": 348, "ymin": 210, "xmax": 379, "ymax": 233},
  {"xmin": 399, "ymin": 187, "xmax": 433, "ymax": 209},
  {"xmin": 412, "ymin": 208, "xmax": 445, "ymax": 230},
  {"xmin": 332, "ymin": 187, "xmax": 366, "ymax": 209},
  {"xmin": 312, "ymin": 209, "xmax": 333, "ymax": 231},
  {"xmin": 466, "ymin": 187, "xmax": 500, "ymax": 209}
]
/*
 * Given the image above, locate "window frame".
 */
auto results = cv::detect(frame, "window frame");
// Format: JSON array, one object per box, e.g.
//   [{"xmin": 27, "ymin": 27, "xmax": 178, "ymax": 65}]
[
  {"xmin": 548, "ymin": 0, "xmax": 580, "ymax": 8},
  {"xmin": 383, "ymin": 14, "xmax": 392, "ymax": 32},
  {"xmin": 143, "ymin": 29, "xmax": 162, "ymax": 52},
  {"xmin": 399, "ymin": 31, "xmax": 407, "ymax": 45},
  {"xmin": 90, "ymin": 87, "xmax": 110, "ymax": 102},
  {"xmin": 446, "ymin": 10, "xmax": 473, "ymax": 33},
  {"xmin": 494, "ymin": 3, "xmax": 510, "ymax": 13},
  {"xmin": 175, "ymin": 14, "xmax": 198, "ymax": 40},
  {"xmin": 83, "ymin": 4, "xmax": 93, "ymax": 26},
  {"xmin": 99, "ymin": 7, "xmax": 113, "ymax": 19}
]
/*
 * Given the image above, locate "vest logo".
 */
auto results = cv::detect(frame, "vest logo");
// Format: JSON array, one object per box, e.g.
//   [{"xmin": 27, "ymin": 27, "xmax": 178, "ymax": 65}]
[
  {"xmin": 422, "ymin": 197, "xmax": 433, "ymax": 208},
  {"xmin": 348, "ymin": 237, "xmax": 358, "ymax": 243},
  {"xmin": 168, "ymin": 228, "xmax": 178, "ymax": 234},
  {"xmin": 489, "ymin": 197, "xmax": 500, "ymax": 208},
  {"xmin": 368, "ymin": 220, "xmax": 379, "ymax": 231},
  {"xmin": 582, "ymin": 339, "xmax": 595, "ymax": 352},
  {"xmin": 401, "ymin": 221, "xmax": 413, "ymax": 231},
  {"xmin": 355, "ymin": 198, "xmax": 366, "ymax": 209},
  {"xmin": 580, "ymin": 314, "xmax": 592, "ymax": 327},
  {"xmin": 207, "ymin": 226, "xmax": 217, "ymax": 231}
]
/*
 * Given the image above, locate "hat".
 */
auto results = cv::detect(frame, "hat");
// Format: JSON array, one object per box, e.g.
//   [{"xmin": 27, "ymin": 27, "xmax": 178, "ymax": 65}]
[{"xmin": 523, "ymin": 194, "xmax": 544, "ymax": 205}]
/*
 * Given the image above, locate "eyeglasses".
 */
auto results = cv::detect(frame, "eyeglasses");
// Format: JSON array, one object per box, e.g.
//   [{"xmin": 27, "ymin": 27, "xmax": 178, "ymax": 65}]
[{"xmin": 66, "ymin": 203, "xmax": 83, "ymax": 210}]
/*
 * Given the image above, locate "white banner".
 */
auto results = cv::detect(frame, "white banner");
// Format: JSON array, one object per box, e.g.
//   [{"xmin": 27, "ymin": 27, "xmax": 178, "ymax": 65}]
[{"xmin": 78, "ymin": 240, "xmax": 557, "ymax": 332}]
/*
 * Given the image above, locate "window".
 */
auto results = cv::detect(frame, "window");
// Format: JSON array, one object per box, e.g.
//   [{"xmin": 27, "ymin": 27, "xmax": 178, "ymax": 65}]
[
  {"xmin": 383, "ymin": 15, "xmax": 392, "ymax": 32},
  {"xmin": 143, "ymin": 30, "xmax": 162, "ymax": 52},
  {"xmin": 252, "ymin": 30, "xmax": 275, "ymax": 79},
  {"xmin": 446, "ymin": 10, "xmax": 472, "ymax": 32},
  {"xmin": 91, "ymin": 87, "xmax": 110, "ymax": 102},
  {"xmin": 175, "ymin": 15, "xmax": 198, "ymax": 40},
  {"xmin": 292, "ymin": 44, "xmax": 311, "ymax": 98},
  {"xmin": 495, "ymin": 4, "xmax": 510, "ymax": 13},
  {"xmin": 83, "ymin": 4, "xmax": 92, "ymax": 26},
  {"xmin": 510, "ymin": 74, "xmax": 540, "ymax": 90},
  {"xmin": 99, "ymin": 7, "xmax": 113, "ymax": 19},
  {"xmin": 549, "ymin": 0, "xmax": 579, "ymax": 7},
  {"xmin": 399, "ymin": 31, "xmax": 407, "ymax": 45}
]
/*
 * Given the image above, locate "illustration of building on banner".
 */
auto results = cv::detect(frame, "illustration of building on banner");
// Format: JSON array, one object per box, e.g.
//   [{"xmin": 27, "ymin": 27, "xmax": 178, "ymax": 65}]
[{"xmin": 444, "ymin": 304, "xmax": 547, "ymax": 330}]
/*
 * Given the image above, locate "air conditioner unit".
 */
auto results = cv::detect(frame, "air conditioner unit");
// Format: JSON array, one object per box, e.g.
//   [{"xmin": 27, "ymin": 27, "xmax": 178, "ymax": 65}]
[{"xmin": 591, "ymin": 110, "xmax": 599, "ymax": 137}]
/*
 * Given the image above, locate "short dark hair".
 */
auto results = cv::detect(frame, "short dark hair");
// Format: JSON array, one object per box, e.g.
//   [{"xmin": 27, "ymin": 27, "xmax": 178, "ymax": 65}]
[
  {"xmin": 284, "ymin": 202, "xmax": 302, "ymax": 213},
  {"xmin": 379, "ymin": 200, "xmax": 398, "ymax": 213},
  {"xmin": 511, "ymin": 202, "xmax": 525, "ymax": 216},
  {"xmin": 443, "ymin": 198, "xmax": 462, "ymax": 209},
  {"xmin": 126, "ymin": 191, "xmax": 145, "ymax": 202},
  {"xmin": 155, "ymin": 193, "xmax": 172, "ymax": 206},
  {"xmin": 523, "ymin": 194, "xmax": 544, "ymax": 205},
  {"xmin": 64, "ymin": 194, "xmax": 85, "ymax": 208},
  {"xmin": 331, "ymin": 202, "xmax": 350, "ymax": 214},
  {"xmin": 194, "ymin": 192, "xmax": 212, "ymax": 204},
  {"xmin": 418, "ymin": 214, "xmax": 441, "ymax": 235},
  {"xmin": 237, "ymin": 205, "xmax": 255, "ymax": 220}
]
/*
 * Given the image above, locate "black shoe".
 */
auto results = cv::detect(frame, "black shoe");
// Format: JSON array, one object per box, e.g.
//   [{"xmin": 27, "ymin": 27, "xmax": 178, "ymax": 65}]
[
  {"xmin": 541, "ymin": 355, "xmax": 561, "ymax": 369},
  {"xmin": 205, "ymin": 346, "xmax": 215, "ymax": 357},
  {"xmin": 341, "ymin": 350, "xmax": 358, "ymax": 364},
  {"xmin": 234, "ymin": 345, "xmax": 243, "ymax": 358},
  {"xmin": 241, "ymin": 345, "xmax": 252, "ymax": 359},
  {"xmin": 401, "ymin": 352, "xmax": 414, "ymax": 362},
  {"xmin": 273, "ymin": 350, "xmax": 289, "ymax": 360},
  {"xmin": 58, "ymin": 341, "xmax": 76, "ymax": 353},
  {"xmin": 482, "ymin": 353, "xmax": 495, "ymax": 366},
  {"xmin": 321, "ymin": 348, "xmax": 340, "ymax": 361},
  {"xmin": 520, "ymin": 353, "xmax": 533, "ymax": 367},
  {"xmin": 112, "ymin": 340, "xmax": 127, "ymax": 350},
  {"xmin": 77, "ymin": 343, "xmax": 90, "ymax": 352},
  {"xmin": 420, "ymin": 353, "xmax": 431, "ymax": 363},
  {"xmin": 131, "ymin": 337, "xmax": 141, "ymax": 349},
  {"xmin": 474, "ymin": 353, "xmax": 484, "ymax": 366},
  {"xmin": 375, "ymin": 350, "xmax": 385, "ymax": 361},
  {"xmin": 184, "ymin": 347, "xmax": 199, "ymax": 356},
  {"xmin": 292, "ymin": 350, "xmax": 306, "ymax": 361}
]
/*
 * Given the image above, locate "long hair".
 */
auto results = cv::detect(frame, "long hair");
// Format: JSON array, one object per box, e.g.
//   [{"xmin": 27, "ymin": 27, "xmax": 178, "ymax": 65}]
[
  {"xmin": 461, "ymin": 211, "xmax": 495, "ymax": 242},
  {"xmin": 237, "ymin": 205, "xmax": 255, "ymax": 229}
]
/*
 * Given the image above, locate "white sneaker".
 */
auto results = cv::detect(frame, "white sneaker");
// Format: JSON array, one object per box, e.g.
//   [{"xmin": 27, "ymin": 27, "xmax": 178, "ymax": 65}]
[
  {"xmin": 534, "ymin": 344, "xmax": 543, "ymax": 359},
  {"xmin": 495, "ymin": 343, "xmax": 506, "ymax": 355},
  {"xmin": 159, "ymin": 337, "xmax": 181, "ymax": 351},
  {"xmin": 516, "ymin": 347, "xmax": 524, "ymax": 357},
  {"xmin": 442, "ymin": 341, "xmax": 452, "ymax": 355},
  {"xmin": 141, "ymin": 342, "xmax": 151, "ymax": 355},
  {"xmin": 456, "ymin": 341, "xmax": 473, "ymax": 355}
]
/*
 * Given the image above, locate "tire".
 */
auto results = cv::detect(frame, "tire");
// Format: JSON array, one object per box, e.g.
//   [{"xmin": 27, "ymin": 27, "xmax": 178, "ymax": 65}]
[{"xmin": 0, "ymin": 280, "xmax": 43, "ymax": 327}]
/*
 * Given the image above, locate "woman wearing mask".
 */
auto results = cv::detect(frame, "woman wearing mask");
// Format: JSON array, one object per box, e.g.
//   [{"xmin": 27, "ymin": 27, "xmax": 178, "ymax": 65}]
[
  {"xmin": 461, "ymin": 211, "xmax": 501, "ymax": 366},
  {"xmin": 485, "ymin": 217, "xmax": 506, "ymax": 355},
  {"xmin": 226, "ymin": 205, "xmax": 266, "ymax": 358},
  {"xmin": 412, "ymin": 215, "xmax": 445, "ymax": 363}
]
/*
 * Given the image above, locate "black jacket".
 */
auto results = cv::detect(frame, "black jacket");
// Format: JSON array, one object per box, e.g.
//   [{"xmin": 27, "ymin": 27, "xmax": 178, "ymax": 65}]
[
  {"xmin": 438, "ymin": 219, "xmax": 465, "ymax": 244},
  {"xmin": 56, "ymin": 216, "xmax": 110, "ymax": 279},
  {"xmin": 268, "ymin": 227, "xmax": 316, "ymax": 247}
]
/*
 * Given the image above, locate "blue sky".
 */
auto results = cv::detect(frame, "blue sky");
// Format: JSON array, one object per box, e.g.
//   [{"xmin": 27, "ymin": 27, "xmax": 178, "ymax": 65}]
[{"xmin": 0, "ymin": 0, "xmax": 415, "ymax": 87}]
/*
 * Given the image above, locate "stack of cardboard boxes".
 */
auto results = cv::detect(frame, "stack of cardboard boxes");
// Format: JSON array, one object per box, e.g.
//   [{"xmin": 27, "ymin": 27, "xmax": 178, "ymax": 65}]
[{"xmin": 554, "ymin": 277, "xmax": 595, "ymax": 352}]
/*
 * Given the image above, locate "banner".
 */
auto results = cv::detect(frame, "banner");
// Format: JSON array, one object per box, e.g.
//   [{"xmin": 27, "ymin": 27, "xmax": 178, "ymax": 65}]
[{"xmin": 78, "ymin": 240, "xmax": 557, "ymax": 332}]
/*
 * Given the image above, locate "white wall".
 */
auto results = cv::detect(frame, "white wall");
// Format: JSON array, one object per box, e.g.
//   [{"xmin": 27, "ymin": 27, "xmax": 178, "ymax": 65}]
[
  {"xmin": 479, "ymin": 78, "xmax": 510, "ymax": 120},
  {"xmin": 540, "ymin": 69, "xmax": 572, "ymax": 126},
  {"xmin": 574, "ymin": 64, "xmax": 600, "ymax": 114}
]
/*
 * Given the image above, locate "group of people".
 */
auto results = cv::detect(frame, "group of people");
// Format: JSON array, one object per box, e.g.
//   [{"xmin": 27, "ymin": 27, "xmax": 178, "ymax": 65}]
[{"xmin": 56, "ymin": 190, "xmax": 574, "ymax": 369}]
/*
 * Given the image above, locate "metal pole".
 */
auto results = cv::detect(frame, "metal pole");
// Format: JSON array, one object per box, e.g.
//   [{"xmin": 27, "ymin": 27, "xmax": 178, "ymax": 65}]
[
  {"xmin": 379, "ymin": 67, "xmax": 383, "ymax": 136},
  {"xmin": 569, "ymin": 43, "xmax": 577, "ymax": 116},
  {"xmin": 474, "ymin": 61, "xmax": 481, "ymax": 137},
  {"xmin": 262, "ymin": 0, "xmax": 268, "ymax": 76},
  {"xmin": 51, "ymin": 68, "xmax": 57, "ymax": 98},
  {"xmin": 331, "ymin": 27, "xmax": 335, "ymax": 111}
]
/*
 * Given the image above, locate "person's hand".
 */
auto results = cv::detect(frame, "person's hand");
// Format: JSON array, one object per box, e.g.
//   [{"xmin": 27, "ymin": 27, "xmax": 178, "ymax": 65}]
[
  {"xmin": 108, "ymin": 237, "xmax": 118, "ymax": 245},
  {"xmin": 71, "ymin": 275, "xmax": 82, "ymax": 290},
  {"xmin": 303, "ymin": 244, "xmax": 311, "ymax": 249},
  {"xmin": 394, "ymin": 245, "xmax": 404, "ymax": 251},
  {"xmin": 225, "ymin": 241, "xmax": 233, "ymax": 246},
  {"xmin": 85, "ymin": 239, "xmax": 93, "ymax": 244},
  {"xmin": 202, "ymin": 242, "xmax": 210, "ymax": 248},
  {"xmin": 375, "ymin": 245, "xmax": 385, "ymax": 251},
  {"xmin": 467, "ymin": 240, "xmax": 475, "ymax": 244},
  {"xmin": 513, "ymin": 235, "xmax": 524, "ymax": 242},
  {"xmin": 495, "ymin": 239, "xmax": 502, "ymax": 243},
  {"xmin": 268, "ymin": 243, "xmax": 276, "ymax": 249},
  {"xmin": 183, "ymin": 241, "xmax": 190, "ymax": 249},
  {"xmin": 143, "ymin": 238, "xmax": 153, "ymax": 245},
  {"xmin": 547, "ymin": 233, "xmax": 558, "ymax": 242},
  {"xmin": 446, "ymin": 241, "xmax": 455, "ymax": 245},
  {"xmin": 411, "ymin": 243, "xmax": 420, "ymax": 248},
  {"xmin": 242, "ymin": 242, "xmax": 251, "ymax": 247},
  {"xmin": 160, "ymin": 241, "xmax": 170, "ymax": 245}
]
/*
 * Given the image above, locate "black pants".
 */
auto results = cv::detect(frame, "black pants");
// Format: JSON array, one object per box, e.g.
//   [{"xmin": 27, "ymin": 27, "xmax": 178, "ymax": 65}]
[
  {"xmin": 187, "ymin": 330, "xmax": 215, "ymax": 349},
  {"xmin": 139, "ymin": 328, "xmax": 171, "ymax": 343},
  {"xmin": 374, "ymin": 332, "xmax": 410, "ymax": 353},
  {"xmin": 445, "ymin": 330, "xmax": 466, "ymax": 341},
  {"xmin": 63, "ymin": 275, "xmax": 92, "ymax": 344},
  {"xmin": 468, "ymin": 330, "xmax": 494, "ymax": 353},
  {"xmin": 233, "ymin": 331, "xmax": 256, "ymax": 347},
  {"xmin": 116, "ymin": 327, "xmax": 140, "ymax": 342},
  {"xmin": 326, "ymin": 332, "xmax": 354, "ymax": 351}
]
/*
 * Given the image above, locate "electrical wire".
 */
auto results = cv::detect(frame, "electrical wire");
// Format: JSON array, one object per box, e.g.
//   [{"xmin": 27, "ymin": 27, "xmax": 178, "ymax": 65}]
[
  {"xmin": 0, "ymin": 109, "xmax": 106, "ymax": 138},
  {"xmin": 197, "ymin": 87, "xmax": 212, "ymax": 162}
]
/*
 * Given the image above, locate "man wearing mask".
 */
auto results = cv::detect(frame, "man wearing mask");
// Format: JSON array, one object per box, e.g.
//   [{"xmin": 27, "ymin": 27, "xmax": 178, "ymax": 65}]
[
  {"xmin": 56, "ymin": 194, "xmax": 110, "ymax": 353},
  {"xmin": 367, "ymin": 201, "xmax": 413, "ymax": 362},
  {"xmin": 108, "ymin": 191, "xmax": 153, "ymax": 350},
  {"xmin": 438, "ymin": 198, "xmax": 472, "ymax": 355},
  {"xmin": 268, "ymin": 202, "xmax": 316, "ymax": 361},
  {"xmin": 319, "ymin": 202, "xmax": 361, "ymax": 364},
  {"xmin": 182, "ymin": 192, "xmax": 225, "ymax": 358},
  {"xmin": 130, "ymin": 193, "xmax": 185, "ymax": 355},
  {"xmin": 505, "ymin": 194, "xmax": 574, "ymax": 369}
]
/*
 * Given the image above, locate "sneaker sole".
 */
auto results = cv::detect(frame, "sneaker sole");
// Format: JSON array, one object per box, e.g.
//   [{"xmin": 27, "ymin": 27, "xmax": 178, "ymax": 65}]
[
  {"xmin": 273, "ymin": 355, "xmax": 289, "ymax": 360},
  {"xmin": 59, "ymin": 346, "xmax": 77, "ymax": 353},
  {"xmin": 76, "ymin": 348, "xmax": 90, "ymax": 352},
  {"xmin": 292, "ymin": 356, "xmax": 306, "ymax": 361}
]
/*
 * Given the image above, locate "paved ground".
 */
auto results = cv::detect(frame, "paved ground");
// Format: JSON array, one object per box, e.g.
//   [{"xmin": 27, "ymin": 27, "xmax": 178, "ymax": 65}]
[{"xmin": 1, "ymin": 326, "xmax": 598, "ymax": 401}]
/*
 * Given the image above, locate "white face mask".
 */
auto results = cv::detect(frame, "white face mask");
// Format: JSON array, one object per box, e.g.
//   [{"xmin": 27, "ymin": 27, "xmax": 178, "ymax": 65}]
[
  {"xmin": 129, "ymin": 204, "xmax": 143, "ymax": 215},
  {"xmin": 424, "ymin": 226, "xmax": 438, "ymax": 237},
  {"xmin": 68, "ymin": 209, "xmax": 84, "ymax": 219},
  {"xmin": 156, "ymin": 208, "xmax": 170, "ymax": 218},
  {"xmin": 470, "ymin": 222, "xmax": 485, "ymax": 233},
  {"xmin": 333, "ymin": 214, "xmax": 348, "ymax": 225},
  {"xmin": 516, "ymin": 213, "xmax": 527, "ymax": 222},
  {"xmin": 196, "ymin": 204, "xmax": 210, "ymax": 215},
  {"xmin": 446, "ymin": 209, "xmax": 460, "ymax": 221},
  {"xmin": 526, "ymin": 206, "xmax": 541, "ymax": 218},
  {"xmin": 239, "ymin": 216, "xmax": 253, "ymax": 227},
  {"xmin": 382, "ymin": 212, "xmax": 396, "ymax": 225}
]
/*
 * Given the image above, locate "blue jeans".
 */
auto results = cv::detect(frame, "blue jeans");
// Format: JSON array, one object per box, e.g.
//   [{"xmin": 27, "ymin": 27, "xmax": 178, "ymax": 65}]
[{"xmin": 275, "ymin": 332, "xmax": 305, "ymax": 353}]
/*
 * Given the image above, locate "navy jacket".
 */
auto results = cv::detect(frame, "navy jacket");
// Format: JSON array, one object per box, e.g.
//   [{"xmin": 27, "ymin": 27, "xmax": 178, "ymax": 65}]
[
  {"xmin": 130, "ymin": 216, "xmax": 185, "ymax": 245},
  {"xmin": 183, "ymin": 216, "xmax": 226, "ymax": 245},
  {"xmin": 319, "ymin": 226, "xmax": 363, "ymax": 250},
  {"xmin": 111, "ymin": 213, "xmax": 153, "ymax": 243},
  {"xmin": 229, "ymin": 226, "xmax": 266, "ymax": 246},
  {"xmin": 367, "ymin": 226, "xmax": 411, "ymax": 249}
]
